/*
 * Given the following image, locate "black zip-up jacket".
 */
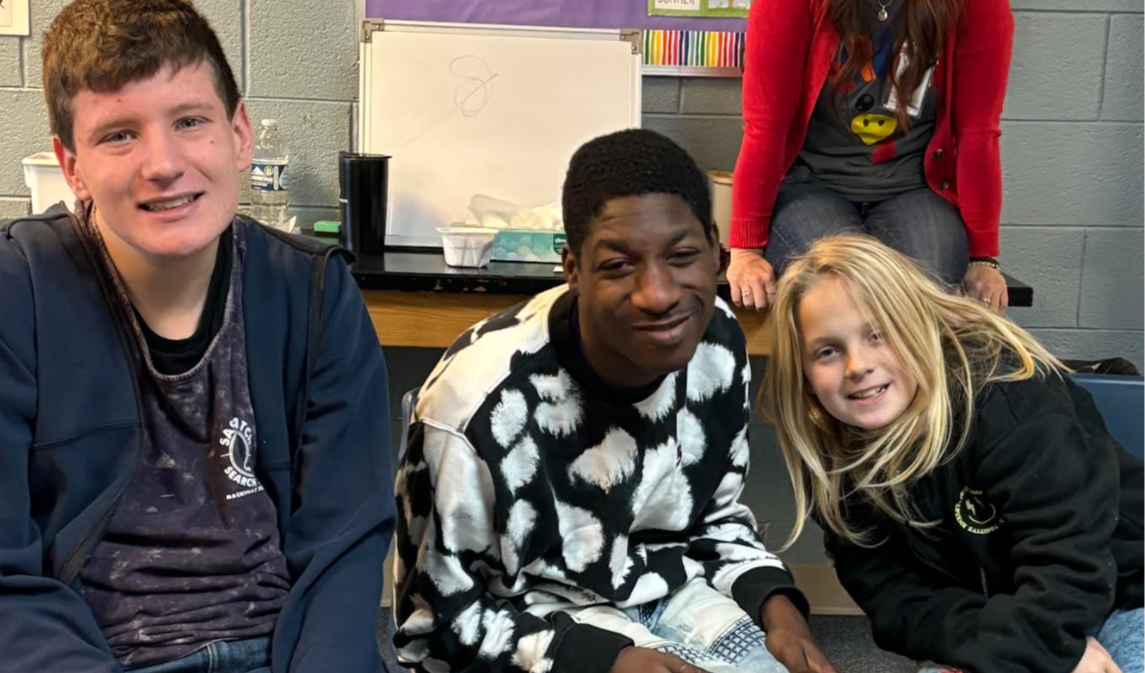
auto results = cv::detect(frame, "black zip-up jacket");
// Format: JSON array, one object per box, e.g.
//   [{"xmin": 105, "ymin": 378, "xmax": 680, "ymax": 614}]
[{"xmin": 824, "ymin": 373, "xmax": 1143, "ymax": 673}]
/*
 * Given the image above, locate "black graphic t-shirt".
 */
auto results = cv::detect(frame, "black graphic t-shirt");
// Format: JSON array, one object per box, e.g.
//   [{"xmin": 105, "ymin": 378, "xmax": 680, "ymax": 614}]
[
  {"xmin": 795, "ymin": 0, "xmax": 937, "ymax": 202},
  {"xmin": 135, "ymin": 228, "xmax": 232, "ymax": 376},
  {"xmin": 78, "ymin": 215, "xmax": 291, "ymax": 669}
]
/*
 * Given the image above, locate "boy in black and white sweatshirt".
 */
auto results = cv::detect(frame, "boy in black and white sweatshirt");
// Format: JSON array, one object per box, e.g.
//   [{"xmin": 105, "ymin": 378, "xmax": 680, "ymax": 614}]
[{"xmin": 393, "ymin": 130, "xmax": 835, "ymax": 673}]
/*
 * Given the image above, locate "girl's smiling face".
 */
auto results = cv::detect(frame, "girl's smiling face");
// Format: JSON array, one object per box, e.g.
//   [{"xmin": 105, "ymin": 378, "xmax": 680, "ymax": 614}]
[{"xmin": 798, "ymin": 277, "xmax": 918, "ymax": 430}]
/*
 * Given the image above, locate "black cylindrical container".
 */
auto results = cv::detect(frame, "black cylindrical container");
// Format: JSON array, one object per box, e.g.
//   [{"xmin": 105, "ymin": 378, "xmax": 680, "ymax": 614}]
[{"xmin": 338, "ymin": 152, "xmax": 391, "ymax": 256}]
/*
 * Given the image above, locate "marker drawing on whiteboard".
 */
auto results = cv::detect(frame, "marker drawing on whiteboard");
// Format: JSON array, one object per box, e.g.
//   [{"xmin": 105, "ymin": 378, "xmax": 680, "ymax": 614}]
[
  {"xmin": 451, "ymin": 55, "xmax": 497, "ymax": 117},
  {"xmin": 393, "ymin": 55, "xmax": 499, "ymax": 149}
]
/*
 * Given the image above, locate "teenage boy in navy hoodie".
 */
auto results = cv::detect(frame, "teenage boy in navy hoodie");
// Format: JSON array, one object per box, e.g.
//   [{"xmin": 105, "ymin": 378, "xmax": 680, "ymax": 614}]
[{"xmin": 0, "ymin": 1, "xmax": 394, "ymax": 671}]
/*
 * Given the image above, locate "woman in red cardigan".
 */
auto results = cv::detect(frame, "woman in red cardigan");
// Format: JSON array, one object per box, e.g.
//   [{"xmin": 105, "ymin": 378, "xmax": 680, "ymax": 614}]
[{"xmin": 727, "ymin": 0, "xmax": 1013, "ymax": 312}]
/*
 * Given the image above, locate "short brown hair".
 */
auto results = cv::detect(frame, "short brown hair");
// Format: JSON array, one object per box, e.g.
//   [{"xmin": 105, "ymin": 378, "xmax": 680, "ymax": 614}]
[{"xmin": 42, "ymin": 0, "xmax": 241, "ymax": 151}]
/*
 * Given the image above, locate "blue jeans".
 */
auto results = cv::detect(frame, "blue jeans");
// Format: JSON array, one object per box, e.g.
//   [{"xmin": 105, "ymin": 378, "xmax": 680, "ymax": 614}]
[
  {"xmin": 128, "ymin": 638, "xmax": 271, "ymax": 673},
  {"xmin": 1096, "ymin": 607, "xmax": 1145, "ymax": 673},
  {"xmin": 764, "ymin": 181, "xmax": 969, "ymax": 287},
  {"xmin": 563, "ymin": 578, "xmax": 785, "ymax": 673},
  {"xmin": 916, "ymin": 608, "xmax": 1145, "ymax": 673}
]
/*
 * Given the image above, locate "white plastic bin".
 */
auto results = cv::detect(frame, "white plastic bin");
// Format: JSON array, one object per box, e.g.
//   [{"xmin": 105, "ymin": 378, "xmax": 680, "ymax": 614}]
[
  {"xmin": 22, "ymin": 152, "xmax": 76, "ymax": 213},
  {"xmin": 437, "ymin": 227, "xmax": 497, "ymax": 268}
]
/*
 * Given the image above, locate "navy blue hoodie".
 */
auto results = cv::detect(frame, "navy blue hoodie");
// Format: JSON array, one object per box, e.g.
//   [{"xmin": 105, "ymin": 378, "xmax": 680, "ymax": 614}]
[{"xmin": 0, "ymin": 207, "xmax": 394, "ymax": 673}]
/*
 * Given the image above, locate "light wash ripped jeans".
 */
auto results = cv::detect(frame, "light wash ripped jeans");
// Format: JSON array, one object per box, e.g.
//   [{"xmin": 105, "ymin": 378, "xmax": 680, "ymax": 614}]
[{"xmin": 563, "ymin": 577, "xmax": 786, "ymax": 673}]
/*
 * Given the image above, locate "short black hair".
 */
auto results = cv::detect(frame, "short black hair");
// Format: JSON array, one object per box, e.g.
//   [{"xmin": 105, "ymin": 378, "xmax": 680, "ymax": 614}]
[{"xmin": 561, "ymin": 129, "xmax": 713, "ymax": 256}]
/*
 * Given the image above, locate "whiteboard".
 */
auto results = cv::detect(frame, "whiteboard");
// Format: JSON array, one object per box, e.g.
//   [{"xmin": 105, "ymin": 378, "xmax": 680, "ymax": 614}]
[{"xmin": 360, "ymin": 21, "xmax": 643, "ymax": 248}]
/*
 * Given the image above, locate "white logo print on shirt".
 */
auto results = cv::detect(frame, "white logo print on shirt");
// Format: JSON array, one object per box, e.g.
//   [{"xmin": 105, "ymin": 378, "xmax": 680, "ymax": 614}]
[{"xmin": 221, "ymin": 417, "xmax": 264, "ymax": 499}]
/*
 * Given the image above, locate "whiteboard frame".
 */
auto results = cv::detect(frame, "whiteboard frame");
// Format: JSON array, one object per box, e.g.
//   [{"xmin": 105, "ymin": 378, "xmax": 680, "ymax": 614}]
[{"xmin": 359, "ymin": 19, "xmax": 643, "ymax": 248}]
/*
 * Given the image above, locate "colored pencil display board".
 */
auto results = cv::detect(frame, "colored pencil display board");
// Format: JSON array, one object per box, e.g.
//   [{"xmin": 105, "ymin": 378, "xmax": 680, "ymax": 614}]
[
  {"xmin": 643, "ymin": 29, "xmax": 744, "ymax": 69},
  {"xmin": 648, "ymin": 0, "xmax": 751, "ymax": 19}
]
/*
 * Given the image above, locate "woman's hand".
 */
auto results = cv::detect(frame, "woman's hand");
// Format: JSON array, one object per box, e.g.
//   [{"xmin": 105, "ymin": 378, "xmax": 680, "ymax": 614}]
[
  {"xmin": 962, "ymin": 264, "xmax": 1008, "ymax": 312},
  {"xmin": 728, "ymin": 248, "xmax": 777, "ymax": 311},
  {"xmin": 1069, "ymin": 636, "xmax": 1123, "ymax": 673}
]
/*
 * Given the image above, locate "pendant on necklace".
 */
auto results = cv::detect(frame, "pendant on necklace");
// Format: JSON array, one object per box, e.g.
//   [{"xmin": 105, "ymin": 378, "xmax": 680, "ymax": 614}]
[{"xmin": 878, "ymin": 7, "xmax": 888, "ymax": 21}]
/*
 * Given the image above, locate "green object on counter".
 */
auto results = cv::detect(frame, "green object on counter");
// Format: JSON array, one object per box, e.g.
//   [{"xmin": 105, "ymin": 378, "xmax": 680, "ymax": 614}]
[
  {"xmin": 314, "ymin": 220, "xmax": 341, "ymax": 234},
  {"xmin": 491, "ymin": 230, "xmax": 567, "ymax": 263}
]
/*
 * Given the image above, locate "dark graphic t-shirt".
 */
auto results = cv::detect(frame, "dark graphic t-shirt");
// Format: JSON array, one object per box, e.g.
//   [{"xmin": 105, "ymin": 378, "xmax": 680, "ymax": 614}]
[
  {"xmin": 78, "ymin": 215, "xmax": 291, "ymax": 669},
  {"xmin": 135, "ymin": 228, "xmax": 232, "ymax": 376},
  {"xmin": 795, "ymin": 0, "xmax": 937, "ymax": 202}
]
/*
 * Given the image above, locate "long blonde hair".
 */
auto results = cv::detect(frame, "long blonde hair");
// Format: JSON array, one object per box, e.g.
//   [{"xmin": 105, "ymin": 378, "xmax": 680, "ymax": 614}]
[{"xmin": 761, "ymin": 235, "xmax": 1063, "ymax": 547}]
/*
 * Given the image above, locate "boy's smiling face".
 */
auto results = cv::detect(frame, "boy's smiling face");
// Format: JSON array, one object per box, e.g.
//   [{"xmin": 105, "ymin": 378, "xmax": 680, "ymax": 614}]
[
  {"xmin": 565, "ymin": 192, "xmax": 720, "ymax": 389},
  {"xmin": 54, "ymin": 61, "xmax": 253, "ymax": 262}
]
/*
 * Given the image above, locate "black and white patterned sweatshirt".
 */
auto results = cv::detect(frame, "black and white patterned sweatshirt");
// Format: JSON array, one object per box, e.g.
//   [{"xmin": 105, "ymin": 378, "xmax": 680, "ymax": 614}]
[{"xmin": 393, "ymin": 286, "xmax": 807, "ymax": 673}]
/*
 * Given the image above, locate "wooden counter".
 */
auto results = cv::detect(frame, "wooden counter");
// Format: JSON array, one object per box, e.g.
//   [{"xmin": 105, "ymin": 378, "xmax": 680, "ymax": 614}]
[
  {"xmin": 363, "ymin": 289, "xmax": 773, "ymax": 355},
  {"xmin": 355, "ymin": 251, "xmax": 1029, "ymax": 357}
]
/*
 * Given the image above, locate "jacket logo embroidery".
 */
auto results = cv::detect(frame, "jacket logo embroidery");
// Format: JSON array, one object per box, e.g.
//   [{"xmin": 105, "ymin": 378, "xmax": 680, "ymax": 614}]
[
  {"xmin": 221, "ymin": 417, "xmax": 263, "ymax": 499},
  {"xmin": 954, "ymin": 487, "xmax": 1002, "ymax": 534}
]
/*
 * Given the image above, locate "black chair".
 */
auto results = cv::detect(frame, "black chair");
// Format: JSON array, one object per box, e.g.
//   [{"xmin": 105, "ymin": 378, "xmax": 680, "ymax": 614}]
[
  {"xmin": 384, "ymin": 387, "xmax": 422, "ymax": 672},
  {"xmin": 398, "ymin": 387, "xmax": 420, "ymax": 461}
]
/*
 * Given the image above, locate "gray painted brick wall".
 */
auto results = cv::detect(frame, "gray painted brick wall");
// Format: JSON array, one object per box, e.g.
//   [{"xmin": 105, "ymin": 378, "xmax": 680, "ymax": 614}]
[
  {"xmin": 0, "ymin": 0, "xmax": 1141, "ymax": 369},
  {"xmin": 0, "ymin": 0, "xmax": 352, "ymax": 228}
]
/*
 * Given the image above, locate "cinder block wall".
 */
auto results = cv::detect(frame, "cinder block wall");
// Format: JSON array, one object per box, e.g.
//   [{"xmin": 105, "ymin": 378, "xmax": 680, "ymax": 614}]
[
  {"xmin": 2, "ymin": 0, "xmax": 1139, "ymax": 365},
  {"xmin": 0, "ymin": 0, "xmax": 359, "ymax": 228}
]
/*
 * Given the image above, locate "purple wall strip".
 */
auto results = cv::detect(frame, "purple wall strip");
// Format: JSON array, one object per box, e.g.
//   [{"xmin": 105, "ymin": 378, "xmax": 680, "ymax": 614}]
[{"xmin": 365, "ymin": 0, "xmax": 745, "ymax": 33}]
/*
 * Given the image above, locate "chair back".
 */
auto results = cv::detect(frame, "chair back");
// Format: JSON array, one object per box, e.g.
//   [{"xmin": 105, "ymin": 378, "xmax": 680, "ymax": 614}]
[{"xmin": 1071, "ymin": 373, "xmax": 1144, "ymax": 459}]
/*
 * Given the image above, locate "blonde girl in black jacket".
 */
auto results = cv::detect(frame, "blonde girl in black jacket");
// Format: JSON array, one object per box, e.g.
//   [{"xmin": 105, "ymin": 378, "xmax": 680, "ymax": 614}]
[{"xmin": 761, "ymin": 235, "xmax": 1143, "ymax": 673}]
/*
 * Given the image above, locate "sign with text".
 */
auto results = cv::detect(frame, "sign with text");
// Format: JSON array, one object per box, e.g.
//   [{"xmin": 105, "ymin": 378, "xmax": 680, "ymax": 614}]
[
  {"xmin": 654, "ymin": 0, "xmax": 701, "ymax": 11},
  {"xmin": 649, "ymin": 0, "xmax": 750, "ymax": 19}
]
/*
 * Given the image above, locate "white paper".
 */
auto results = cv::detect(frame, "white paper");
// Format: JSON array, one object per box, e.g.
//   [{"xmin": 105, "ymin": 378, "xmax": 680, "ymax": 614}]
[
  {"xmin": 654, "ymin": 0, "xmax": 702, "ymax": 11},
  {"xmin": 467, "ymin": 194, "xmax": 563, "ymax": 231}
]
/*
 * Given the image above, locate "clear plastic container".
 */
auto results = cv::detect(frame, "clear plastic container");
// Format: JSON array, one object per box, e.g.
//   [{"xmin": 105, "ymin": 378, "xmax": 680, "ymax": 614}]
[{"xmin": 437, "ymin": 227, "xmax": 497, "ymax": 267}]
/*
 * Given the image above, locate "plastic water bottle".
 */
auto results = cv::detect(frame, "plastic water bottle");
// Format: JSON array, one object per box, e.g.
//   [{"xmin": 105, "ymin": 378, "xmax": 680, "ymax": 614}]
[{"xmin": 250, "ymin": 119, "xmax": 290, "ymax": 229}]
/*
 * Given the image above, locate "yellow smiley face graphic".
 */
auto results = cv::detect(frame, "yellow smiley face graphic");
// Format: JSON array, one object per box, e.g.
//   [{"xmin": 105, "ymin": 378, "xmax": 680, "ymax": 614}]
[{"xmin": 851, "ymin": 114, "xmax": 898, "ymax": 145}]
